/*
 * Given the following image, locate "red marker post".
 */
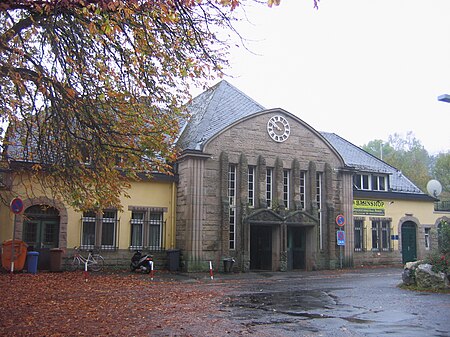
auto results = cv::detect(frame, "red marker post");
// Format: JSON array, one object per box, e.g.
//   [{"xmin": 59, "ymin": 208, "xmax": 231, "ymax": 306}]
[{"xmin": 209, "ymin": 261, "xmax": 214, "ymax": 280}]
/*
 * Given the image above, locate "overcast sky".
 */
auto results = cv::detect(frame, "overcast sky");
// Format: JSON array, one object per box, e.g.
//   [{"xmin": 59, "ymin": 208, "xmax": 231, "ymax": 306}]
[{"xmin": 205, "ymin": 0, "xmax": 450, "ymax": 155}]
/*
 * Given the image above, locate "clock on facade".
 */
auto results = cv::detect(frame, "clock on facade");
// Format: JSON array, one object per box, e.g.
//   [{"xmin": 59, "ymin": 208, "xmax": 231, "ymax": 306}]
[{"xmin": 267, "ymin": 115, "xmax": 290, "ymax": 142}]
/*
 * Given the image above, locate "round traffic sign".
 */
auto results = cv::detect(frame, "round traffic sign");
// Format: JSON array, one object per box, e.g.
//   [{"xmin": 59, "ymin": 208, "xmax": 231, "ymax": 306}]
[
  {"xmin": 10, "ymin": 197, "xmax": 24, "ymax": 214},
  {"xmin": 336, "ymin": 214, "xmax": 345, "ymax": 227}
]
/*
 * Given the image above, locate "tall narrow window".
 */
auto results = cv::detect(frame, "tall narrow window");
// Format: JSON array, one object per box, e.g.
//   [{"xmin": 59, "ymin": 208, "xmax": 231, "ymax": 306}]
[
  {"xmin": 316, "ymin": 172, "xmax": 323, "ymax": 249},
  {"xmin": 81, "ymin": 211, "xmax": 97, "ymax": 249},
  {"xmin": 381, "ymin": 221, "xmax": 391, "ymax": 251},
  {"xmin": 228, "ymin": 164, "xmax": 237, "ymax": 250},
  {"xmin": 425, "ymin": 227, "xmax": 431, "ymax": 250},
  {"xmin": 371, "ymin": 220, "xmax": 391, "ymax": 251},
  {"xmin": 148, "ymin": 212, "xmax": 163, "ymax": 250},
  {"xmin": 130, "ymin": 211, "xmax": 144, "ymax": 249},
  {"xmin": 283, "ymin": 169, "xmax": 290, "ymax": 209},
  {"xmin": 354, "ymin": 219, "xmax": 364, "ymax": 251},
  {"xmin": 101, "ymin": 210, "xmax": 117, "ymax": 249},
  {"xmin": 371, "ymin": 221, "xmax": 378, "ymax": 250},
  {"xmin": 248, "ymin": 166, "xmax": 255, "ymax": 207},
  {"xmin": 266, "ymin": 168, "xmax": 273, "ymax": 208},
  {"xmin": 229, "ymin": 207, "xmax": 235, "ymax": 250},
  {"xmin": 300, "ymin": 171, "xmax": 306, "ymax": 210}
]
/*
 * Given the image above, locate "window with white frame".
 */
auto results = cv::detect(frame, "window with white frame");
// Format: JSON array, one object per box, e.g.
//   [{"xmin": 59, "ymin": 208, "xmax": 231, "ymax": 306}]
[
  {"xmin": 130, "ymin": 209, "xmax": 165, "ymax": 250},
  {"xmin": 229, "ymin": 164, "xmax": 237, "ymax": 250},
  {"xmin": 266, "ymin": 168, "xmax": 273, "ymax": 208},
  {"xmin": 372, "ymin": 175, "xmax": 387, "ymax": 191},
  {"xmin": 316, "ymin": 172, "xmax": 323, "ymax": 249},
  {"xmin": 425, "ymin": 227, "xmax": 431, "ymax": 250},
  {"xmin": 300, "ymin": 171, "xmax": 306, "ymax": 210},
  {"xmin": 354, "ymin": 174, "xmax": 370, "ymax": 190},
  {"xmin": 283, "ymin": 169, "xmax": 290, "ymax": 209},
  {"xmin": 248, "ymin": 165, "xmax": 255, "ymax": 207},
  {"xmin": 354, "ymin": 173, "xmax": 388, "ymax": 191}
]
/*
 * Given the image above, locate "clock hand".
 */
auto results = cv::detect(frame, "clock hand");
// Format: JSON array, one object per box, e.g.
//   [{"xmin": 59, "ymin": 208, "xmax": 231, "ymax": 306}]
[{"xmin": 272, "ymin": 122, "xmax": 282, "ymax": 131}]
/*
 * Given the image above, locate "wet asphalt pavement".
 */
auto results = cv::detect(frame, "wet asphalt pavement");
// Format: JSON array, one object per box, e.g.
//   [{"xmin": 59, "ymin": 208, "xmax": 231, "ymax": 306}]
[{"xmin": 204, "ymin": 267, "xmax": 450, "ymax": 337}]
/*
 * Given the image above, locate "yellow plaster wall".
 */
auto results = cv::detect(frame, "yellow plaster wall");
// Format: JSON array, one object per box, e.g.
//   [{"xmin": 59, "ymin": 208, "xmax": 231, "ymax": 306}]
[
  {"xmin": 0, "ymin": 174, "xmax": 176, "ymax": 250},
  {"xmin": 0, "ymin": 202, "xmax": 14, "ymax": 243},
  {"xmin": 64, "ymin": 179, "xmax": 177, "ymax": 250},
  {"xmin": 354, "ymin": 197, "xmax": 440, "ymax": 252}
]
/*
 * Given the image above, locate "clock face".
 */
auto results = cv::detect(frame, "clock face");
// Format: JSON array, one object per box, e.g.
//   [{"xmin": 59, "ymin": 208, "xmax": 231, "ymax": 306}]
[{"xmin": 267, "ymin": 115, "xmax": 290, "ymax": 142}]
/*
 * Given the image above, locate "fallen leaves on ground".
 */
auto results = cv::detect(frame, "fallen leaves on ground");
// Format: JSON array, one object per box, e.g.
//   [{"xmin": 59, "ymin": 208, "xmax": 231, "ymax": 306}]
[{"xmin": 0, "ymin": 271, "xmax": 237, "ymax": 336}]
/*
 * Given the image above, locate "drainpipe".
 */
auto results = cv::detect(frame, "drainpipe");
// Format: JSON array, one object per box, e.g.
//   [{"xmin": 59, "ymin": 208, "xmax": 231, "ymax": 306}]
[{"xmin": 170, "ymin": 181, "xmax": 176, "ymax": 249}]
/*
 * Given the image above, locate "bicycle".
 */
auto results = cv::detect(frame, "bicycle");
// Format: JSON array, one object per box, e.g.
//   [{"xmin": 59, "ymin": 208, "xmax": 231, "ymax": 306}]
[{"xmin": 68, "ymin": 246, "xmax": 105, "ymax": 272}]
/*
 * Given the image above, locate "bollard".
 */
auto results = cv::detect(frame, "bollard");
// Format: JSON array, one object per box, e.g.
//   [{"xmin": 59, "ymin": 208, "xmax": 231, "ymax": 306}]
[
  {"xmin": 149, "ymin": 260, "xmax": 154, "ymax": 280},
  {"xmin": 209, "ymin": 261, "xmax": 214, "ymax": 280},
  {"xmin": 84, "ymin": 261, "xmax": 88, "ymax": 282}
]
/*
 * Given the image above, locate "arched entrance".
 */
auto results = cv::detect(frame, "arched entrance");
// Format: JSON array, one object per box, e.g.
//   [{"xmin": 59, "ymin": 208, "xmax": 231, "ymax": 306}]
[
  {"xmin": 23, "ymin": 205, "xmax": 60, "ymax": 269},
  {"xmin": 401, "ymin": 221, "xmax": 417, "ymax": 264}
]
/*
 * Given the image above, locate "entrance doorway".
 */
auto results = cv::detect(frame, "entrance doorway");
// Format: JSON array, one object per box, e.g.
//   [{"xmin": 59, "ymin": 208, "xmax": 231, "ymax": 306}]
[
  {"xmin": 287, "ymin": 227, "xmax": 306, "ymax": 270},
  {"xmin": 401, "ymin": 222, "xmax": 417, "ymax": 264},
  {"xmin": 23, "ymin": 205, "xmax": 60, "ymax": 269},
  {"xmin": 250, "ymin": 226, "xmax": 272, "ymax": 270}
]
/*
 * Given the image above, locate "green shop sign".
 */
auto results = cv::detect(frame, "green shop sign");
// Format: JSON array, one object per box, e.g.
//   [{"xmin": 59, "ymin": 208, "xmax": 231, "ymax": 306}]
[{"xmin": 353, "ymin": 199, "xmax": 385, "ymax": 216}]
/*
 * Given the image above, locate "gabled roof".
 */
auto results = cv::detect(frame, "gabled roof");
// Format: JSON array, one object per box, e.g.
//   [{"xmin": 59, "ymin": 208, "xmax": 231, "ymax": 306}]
[
  {"xmin": 178, "ymin": 81, "xmax": 429, "ymax": 199},
  {"xmin": 321, "ymin": 132, "xmax": 425, "ymax": 195},
  {"xmin": 177, "ymin": 80, "xmax": 265, "ymax": 150}
]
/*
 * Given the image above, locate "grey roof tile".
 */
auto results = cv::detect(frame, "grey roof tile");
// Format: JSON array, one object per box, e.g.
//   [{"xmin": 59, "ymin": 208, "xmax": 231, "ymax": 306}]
[
  {"xmin": 177, "ymin": 80, "xmax": 265, "ymax": 150},
  {"xmin": 321, "ymin": 132, "xmax": 424, "ymax": 194}
]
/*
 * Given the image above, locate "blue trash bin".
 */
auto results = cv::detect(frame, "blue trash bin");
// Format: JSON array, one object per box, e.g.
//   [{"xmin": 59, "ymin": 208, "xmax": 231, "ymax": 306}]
[{"xmin": 27, "ymin": 251, "xmax": 39, "ymax": 274}]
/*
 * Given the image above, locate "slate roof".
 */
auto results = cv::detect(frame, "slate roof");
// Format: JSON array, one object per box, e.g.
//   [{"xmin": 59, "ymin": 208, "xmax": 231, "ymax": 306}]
[
  {"xmin": 178, "ymin": 81, "xmax": 428, "ymax": 198},
  {"xmin": 321, "ymin": 132, "xmax": 424, "ymax": 195},
  {"xmin": 177, "ymin": 80, "xmax": 266, "ymax": 150}
]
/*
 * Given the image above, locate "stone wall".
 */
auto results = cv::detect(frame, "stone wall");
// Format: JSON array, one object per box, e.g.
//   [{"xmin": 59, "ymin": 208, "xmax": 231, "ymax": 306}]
[{"xmin": 177, "ymin": 110, "xmax": 350, "ymax": 272}]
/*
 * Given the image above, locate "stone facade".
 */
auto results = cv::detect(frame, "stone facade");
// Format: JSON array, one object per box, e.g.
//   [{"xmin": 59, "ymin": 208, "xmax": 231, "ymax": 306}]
[{"xmin": 176, "ymin": 109, "xmax": 352, "ymax": 272}]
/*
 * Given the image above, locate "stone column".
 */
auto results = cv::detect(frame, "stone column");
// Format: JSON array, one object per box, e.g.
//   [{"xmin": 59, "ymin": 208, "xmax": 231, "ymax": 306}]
[
  {"xmin": 257, "ymin": 155, "xmax": 267, "ymax": 209},
  {"xmin": 239, "ymin": 153, "xmax": 250, "ymax": 270}
]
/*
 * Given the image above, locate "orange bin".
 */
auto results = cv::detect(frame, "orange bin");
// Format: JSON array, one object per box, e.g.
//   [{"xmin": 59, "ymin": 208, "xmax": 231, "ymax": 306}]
[{"xmin": 1, "ymin": 240, "xmax": 28, "ymax": 271}]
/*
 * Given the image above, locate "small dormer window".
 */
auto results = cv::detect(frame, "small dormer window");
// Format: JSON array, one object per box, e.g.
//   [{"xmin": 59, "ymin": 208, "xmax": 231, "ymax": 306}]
[
  {"xmin": 354, "ymin": 174, "xmax": 370, "ymax": 190},
  {"xmin": 354, "ymin": 173, "xmax": 388, "ymax": 191},
  {"xmin": 372, "ymin": 175, "xmax": 387, "ymax": 191}
]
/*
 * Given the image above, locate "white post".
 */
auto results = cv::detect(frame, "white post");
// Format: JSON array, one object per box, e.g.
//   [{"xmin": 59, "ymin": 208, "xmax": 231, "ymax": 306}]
[{"xmin": 209, "ymin": 261, "xmax": 214, "ymax": 280}]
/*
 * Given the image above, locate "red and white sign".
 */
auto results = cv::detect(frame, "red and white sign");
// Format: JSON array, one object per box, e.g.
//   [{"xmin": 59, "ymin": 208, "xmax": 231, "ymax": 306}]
[
  {"xmin": 336, "ymin": 214, "xmax": 345, "ymax": 227},
  {"xmin": 10, "ymin": 197, "xmax": 24, "ymax": 214}
]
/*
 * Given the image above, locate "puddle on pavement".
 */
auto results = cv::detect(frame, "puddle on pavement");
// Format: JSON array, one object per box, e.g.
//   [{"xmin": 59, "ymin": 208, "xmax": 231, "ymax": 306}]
[
  {"xmin": 224, "ymin": 289, "xmax": 439, "ymax": 337},
  {"xmin": 226, "ymin": 289, "xmax": 377, "ymax": 325},
  {"xmin": 229, "ymin": 289, "xmax": 338, "ymax": 311}
]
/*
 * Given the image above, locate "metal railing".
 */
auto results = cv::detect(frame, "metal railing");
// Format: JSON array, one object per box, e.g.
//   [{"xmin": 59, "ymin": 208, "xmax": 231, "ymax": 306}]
[{"xmin": 435, "ymin": 201, "xmax": 450, "ymax": 212}]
